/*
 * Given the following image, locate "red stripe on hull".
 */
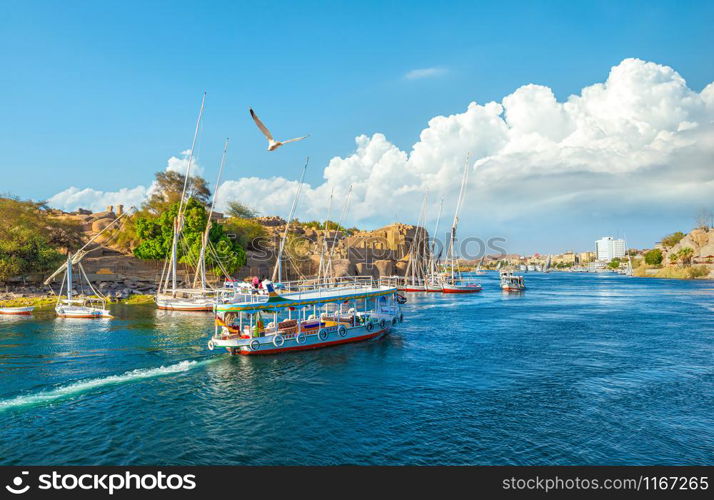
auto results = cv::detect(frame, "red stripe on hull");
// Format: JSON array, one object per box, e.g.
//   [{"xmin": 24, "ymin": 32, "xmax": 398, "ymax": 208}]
[
  {"xmin": 442, "ymin": 288, "xmax": 482, "ymax": 293},
  {"xmin": 156, "ymin": 306, "xmax": 213, "ymax": 312},
  {"xmin": 403, "ymin": 288, "xmax": 426, "ymax": 292},
  {"xmin": 237, "ymin": 329, "xmax": 387, "ymax": 356},
  {"xmin": 0, "ymin": 311, "xmax": 33, "ymax": 315}
]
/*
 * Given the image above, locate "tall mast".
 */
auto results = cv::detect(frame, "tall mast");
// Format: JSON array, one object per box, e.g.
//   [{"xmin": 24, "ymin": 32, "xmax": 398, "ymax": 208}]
[
  {"xmin": 168, "ymin": 92, "xmax": 206, "ymax": 294},
  {"xmin": 431, "ymin": 198, "xmax": 444, "ymax": 277},
  {"xmin": 317, "ymin": 188, "xmax": 334, "ymax": 283},
  {"xmin": 325, "ymin": 185, "xmax": 352, "ymax": 280},
  {"xmin": 66, "ymin": 253, "xmax": 73, "ymax": 301},
  {"xmin": 447, "ymin": 154, "xmax": 471, "ymax": 280},
  {"xmin": 272, "ymin": 157, "xmax": 309, "ymax": 283},
  {"xmin": 194, "ymin": 138, "xmax": 230, "ymax": 289}
]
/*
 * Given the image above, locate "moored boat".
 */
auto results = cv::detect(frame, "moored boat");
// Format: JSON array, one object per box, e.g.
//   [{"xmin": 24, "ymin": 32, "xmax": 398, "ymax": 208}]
[
  {"xmin": 209, "ymin": 277, "xmax": 402, "ymax": 355},
  {"xmin": 440, "ymin": 155, "xmax": 482, "ymax": 294},
  {"xmin": 0, "ymin": 306, "xmax": 35, "ymax": 315},
  {"xmin": 51, "ymin": 253, "xmax": 112, "ymax": 319},
  {"xmin": 442, "ymin": 282, "xmax": 482, "ymax": 293}
]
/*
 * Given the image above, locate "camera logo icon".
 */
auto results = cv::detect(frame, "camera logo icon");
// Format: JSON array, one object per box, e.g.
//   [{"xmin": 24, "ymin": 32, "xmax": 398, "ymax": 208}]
[{"xmin": 5, "ymin": 471, "xmax": 30, "ymax": 495}]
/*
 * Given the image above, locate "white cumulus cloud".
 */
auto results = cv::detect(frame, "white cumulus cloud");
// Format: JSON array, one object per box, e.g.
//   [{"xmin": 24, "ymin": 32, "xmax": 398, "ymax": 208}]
[
  {"xmin": 48, "ymin": 150, "xmax": 203, "ymax": 212},
  {"xmin": 48, "ymin": 58, "xmax": 714, "ymax": 251}
]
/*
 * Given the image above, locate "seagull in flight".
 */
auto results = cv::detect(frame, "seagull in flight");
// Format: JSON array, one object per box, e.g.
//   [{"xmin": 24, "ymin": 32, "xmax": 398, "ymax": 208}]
[{"xmin": 250, "ymin": 108, "xmax": 309, "ymax": 151}]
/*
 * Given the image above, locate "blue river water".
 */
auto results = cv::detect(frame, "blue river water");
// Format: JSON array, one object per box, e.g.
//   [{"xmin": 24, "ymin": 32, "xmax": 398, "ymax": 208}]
[{"xmin": 0, "ymin": 272, "xmax": 712, "ymax": 465}]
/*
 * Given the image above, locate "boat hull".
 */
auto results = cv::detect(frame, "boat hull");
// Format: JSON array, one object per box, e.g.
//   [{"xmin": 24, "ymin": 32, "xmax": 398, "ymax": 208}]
[
  {"xmin": 403, "ymin": 287, "xmax": 426, "ymax": 292},
  {"xmin": 442, "ymin": 285, "xmax": 482, "ymax": 293},
  {"xmin": 501, "ymin": 286, "xmax": 526, "ymax": 292},
  {"xmin": 0, "ymin": 306, "xmax": 34, "ymax": 315},
  {"xmin": 211, "ymin": 320, "xmax": 398, "ymax": 356},
  {"xmin": 155, "ymin": 297, "xmax": 215, "ymax": 312},
  {"xmin": 56, "ymin": 307, "xmax": 111, "ymax": 319}
]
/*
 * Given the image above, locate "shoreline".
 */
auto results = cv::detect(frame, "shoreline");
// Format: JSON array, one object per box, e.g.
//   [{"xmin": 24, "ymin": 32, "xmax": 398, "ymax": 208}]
[{"xmin": 0, "ymin": 294, "xmax": 155, "ymax": 308}]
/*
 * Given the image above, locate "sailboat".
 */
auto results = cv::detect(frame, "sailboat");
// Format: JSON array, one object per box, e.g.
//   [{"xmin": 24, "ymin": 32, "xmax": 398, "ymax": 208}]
[
  {"xmin": 156, "ymin": 94, "xmax": 225, "ymax": 311},
  {"xmin": 271, "ymin": 158, "xmax": 309, "ymax": 286},
  {"xmin": 43, "ymin": 211, "xmax": 130, "ymax": 319},
  {"xmin": 442, "ymin": 155, "xmax": 482, "ymax": 294},
  {"xmin": 401, "ymin": 194, "xmax": 430, "ymax": 292},
  {"xmin": 424, "ymin": 198, "xmax": 445, "ymax": 292},
  {"xmin": 474, "ymin": 255, "xmax": 486, "ymax": 275},
  {"xmin": 53, "ymin": 253, "xmax": 112, "ymax": 318}
]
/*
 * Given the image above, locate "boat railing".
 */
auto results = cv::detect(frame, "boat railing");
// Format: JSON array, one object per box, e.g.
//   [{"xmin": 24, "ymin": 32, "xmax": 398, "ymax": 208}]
[
  {"xmin": 278, "ymin": 275, "xmax": 380, "ymax": 295},
  {"xmin": 218, "ymin": 275, "xmax": 390, "ymax": 307}
]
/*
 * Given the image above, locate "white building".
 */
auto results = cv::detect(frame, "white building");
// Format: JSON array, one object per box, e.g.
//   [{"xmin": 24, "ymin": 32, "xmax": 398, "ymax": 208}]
[{"xmin": 595, "ymin": 237, "xmax": 626, "ymax": 261}]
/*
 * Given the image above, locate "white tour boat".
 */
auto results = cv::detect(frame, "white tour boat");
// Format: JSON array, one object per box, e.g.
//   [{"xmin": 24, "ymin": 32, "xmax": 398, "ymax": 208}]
[
  {"xmin": 209, "ymin": 277, "xmax": 402, "ymax": 355},
  {"xmin": 500, "ymin": 270, "xmax": 526, "ymax": 292}
]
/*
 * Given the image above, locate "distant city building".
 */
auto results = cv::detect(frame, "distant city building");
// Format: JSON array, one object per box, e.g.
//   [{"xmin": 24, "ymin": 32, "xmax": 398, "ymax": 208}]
[
  {"xmin": 578, "ymin": 251, "xmax": 595, "ymax": 264},
  {"xmin": 595, "ymin": 237, "xmax": 626, "ymax": 261},
  {"xmin": 553, "ymin": 251, "xmax": 576, "ymax": 265}
]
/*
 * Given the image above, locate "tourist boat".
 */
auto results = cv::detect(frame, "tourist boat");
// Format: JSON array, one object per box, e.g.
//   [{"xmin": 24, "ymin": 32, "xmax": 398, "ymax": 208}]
[
  {"xmin": 0, "ymin": 306, "xmax": 34, "ymax": 315},
  {"xmin": 500, "ymin": 270, "xmax": 526, "ymax": 292},
  {"xmin": 440, "ymin": 155, "xmax": 482, "ymax": 294},
  {"xmin": 208, "ymin": 277, "xmax": 402, "ymax": 355}
]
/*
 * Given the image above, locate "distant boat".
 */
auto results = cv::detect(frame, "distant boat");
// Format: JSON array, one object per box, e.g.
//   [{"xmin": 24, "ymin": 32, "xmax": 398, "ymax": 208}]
[
  {"xmin": 500, "ymin": 270, "xmax": 526, "ymax": 292},
  {"xmin": 0, "ymin": 306, "xmax": 34, "ymax": 316}
]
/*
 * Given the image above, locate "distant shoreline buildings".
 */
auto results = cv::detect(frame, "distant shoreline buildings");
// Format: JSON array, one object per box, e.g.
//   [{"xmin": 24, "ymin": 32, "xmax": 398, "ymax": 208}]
[{"xmin": 595, "ymin": 236, "xmax": 626, "ymax": 262}]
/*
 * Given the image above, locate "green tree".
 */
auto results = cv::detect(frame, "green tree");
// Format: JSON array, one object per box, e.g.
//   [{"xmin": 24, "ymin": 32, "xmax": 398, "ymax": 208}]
[
  {"xmin": 607, "ymin": 258, "xmax": 621, "ymax": 269},
  {"xmin": 226, "ymin": 201, "xmax": 258, "ymax": 219},
  {"xmin": 0, "ymin": 197, "xmax": 81, "ymax": 280},
  {"xmin": 661, "ymin": 231, "xmax": 686, "ymax": 248},
  {"xmin": 133, "ymin": 198, "xmax": 246, "ymax": 274},
  {"xmin": 223, "ymin": 218, "xmax": 267, "ymax": 250},
  {"xmin": 679, "ymin": 247, "xmax": 694, "ymax": 266},
  {"xmin": 144, "ymin": 171, "xmax": 211, "ymax": 213},
  {"xmin": 668, "ymin": 250, "xmax": 680, "ymax": 264},
  {"xmin": 644, "ymin": 249, "xmax": 663, "ymax": 265}
]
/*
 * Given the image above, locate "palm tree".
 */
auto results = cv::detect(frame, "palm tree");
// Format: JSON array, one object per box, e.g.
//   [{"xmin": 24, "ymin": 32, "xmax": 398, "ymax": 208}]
[
  {"xmin": 669, "ymin": 251, "xmax": 680, "ymax": 265},
  {"xmin": 679, "ymin": 247, "xmax": 694, "ymax": 266}
]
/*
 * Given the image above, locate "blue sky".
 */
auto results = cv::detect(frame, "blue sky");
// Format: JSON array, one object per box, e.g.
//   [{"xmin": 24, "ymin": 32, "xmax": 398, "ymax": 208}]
[{"xmin": 1, "ymin": 0, "xmax": 713, "ymax": 253}]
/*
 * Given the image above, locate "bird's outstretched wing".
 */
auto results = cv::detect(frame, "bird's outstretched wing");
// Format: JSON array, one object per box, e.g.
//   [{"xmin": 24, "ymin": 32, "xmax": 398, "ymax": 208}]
[
  {"xmin": 250, "ymin": 108, "xmax": 273, "ymax": 141},
  {"xmin": 281, "ymin": 135, "xmax": 310, "ymax": 145}
]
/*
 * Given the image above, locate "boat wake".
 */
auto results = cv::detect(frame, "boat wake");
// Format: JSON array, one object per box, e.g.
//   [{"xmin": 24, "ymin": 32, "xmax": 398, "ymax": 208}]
[{"xmin": 0, "ymin": 359, "xmax": 206, "ymax": 413}]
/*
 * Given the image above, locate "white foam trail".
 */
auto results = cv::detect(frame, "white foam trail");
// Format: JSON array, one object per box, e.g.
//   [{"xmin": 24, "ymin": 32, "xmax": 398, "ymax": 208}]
[{"xmin": 0, "ymin": 360, "xmax": 201, "ymax": 413}]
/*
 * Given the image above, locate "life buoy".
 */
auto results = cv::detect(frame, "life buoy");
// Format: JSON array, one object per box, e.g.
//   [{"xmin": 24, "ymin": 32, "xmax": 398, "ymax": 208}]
[
  {"xmin": 207, "ymin": 339, "xmax": 215, "ymax": 351},
  {"xmin": 379, "ymin": 319, "xmax": 386, "ymax": 329},
  {"xmin": 318, "ymin": 329, "xmax": 329, "ymax": 341},
  {"xmin": 273, "ymin": 334, "xmax": 285, "ymax": 347},
  {"xmin": 295, "ymin": 332, "xmax": 306, "ymax": 344},
  {"xmin": 391, "ymin": 317, "xmax": 398, "ymax": 326},
  {"xmin": 365, "ymin": 321, "xmax": 374, "ymax": 332},
  {"xmin": 250, "ymin": 339, "xmax": 261, "ymax": 351},
  {"xmin": 338, "ymin": 325, "xmax": 347, "ymax": 337}
]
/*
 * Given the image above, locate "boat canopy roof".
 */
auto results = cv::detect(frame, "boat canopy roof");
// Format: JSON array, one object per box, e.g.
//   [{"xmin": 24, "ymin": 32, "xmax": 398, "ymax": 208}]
[{"xmin": 216, "ymin": 277, "xmax": 396, "ymax": 314}]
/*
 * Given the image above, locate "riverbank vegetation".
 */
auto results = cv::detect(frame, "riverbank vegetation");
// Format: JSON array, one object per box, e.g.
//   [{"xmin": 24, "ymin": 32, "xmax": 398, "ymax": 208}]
[{"xmin": 0, "ymin": 197, "xmax": 83, "ymax": 282}]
